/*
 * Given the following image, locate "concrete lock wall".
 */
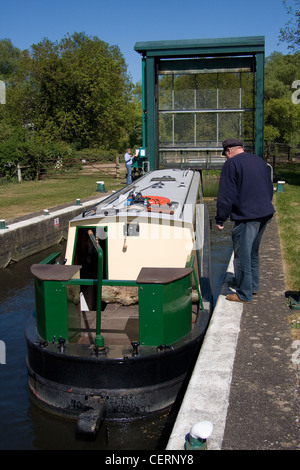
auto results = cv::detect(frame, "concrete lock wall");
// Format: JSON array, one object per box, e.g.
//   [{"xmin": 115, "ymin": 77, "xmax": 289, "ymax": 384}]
[{"xmin": 0, "ymin": 198, "xmax": 106, "ymax": 269}]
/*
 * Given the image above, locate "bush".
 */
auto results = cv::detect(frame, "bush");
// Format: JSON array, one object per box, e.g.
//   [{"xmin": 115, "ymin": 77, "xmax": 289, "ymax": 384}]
[
  {"xmin": 0, "ymin": 139, "xmax": 76, "ymax": 182},
  {"xmin": 38, "ymin": 143, "xmax": 77, "ymax": 178},
  {"xmin": 74, "ymin": 148, "xmax": 121, "ymax": 163},
  {"xmin": 0, "ymin": 139, "xmax": 41, "ymax": 181}
]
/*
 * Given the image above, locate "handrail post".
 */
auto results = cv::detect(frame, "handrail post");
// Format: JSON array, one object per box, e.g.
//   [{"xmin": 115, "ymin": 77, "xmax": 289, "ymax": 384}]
[{"xmin": 88, "ymin": 230, "xmax": 104, "ymax": 347}]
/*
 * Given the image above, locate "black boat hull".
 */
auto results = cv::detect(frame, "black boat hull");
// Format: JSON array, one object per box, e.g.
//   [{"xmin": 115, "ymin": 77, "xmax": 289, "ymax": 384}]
[{"xmin": 25, "ymin": 322, "xmax": 205, "ymax": 420}]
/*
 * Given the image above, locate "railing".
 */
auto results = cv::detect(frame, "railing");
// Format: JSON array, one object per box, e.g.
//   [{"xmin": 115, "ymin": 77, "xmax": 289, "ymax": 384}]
[
  {"xmin": 264, "ymin": 142, "xmax": 300, "ymax": 162},
  {"xmin": 159, "ymin": 148, "xmax": 226, "ymax": 170},
  {"xmin": 31, "ymin": 254, "xmax": 194, "ymax": 348}
]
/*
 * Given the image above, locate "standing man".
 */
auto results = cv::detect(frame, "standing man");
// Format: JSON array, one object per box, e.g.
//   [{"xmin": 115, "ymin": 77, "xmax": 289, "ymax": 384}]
[
  {"xmin": 215, "ymin": 138, "xmax": 275, "ymax": 303},
  {"xmin": 124, "ymin": 148, "xmax": 132, "ymax": 185}
]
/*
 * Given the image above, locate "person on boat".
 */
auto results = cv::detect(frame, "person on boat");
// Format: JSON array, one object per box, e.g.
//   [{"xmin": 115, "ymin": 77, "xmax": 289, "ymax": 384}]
[
  {"xmin": 215, "ymin": 138, "xmax": 275, "ymax": 303},
  {"xmin": 124, "ymin": 148, "xmax": 133, "ymax": 185}
]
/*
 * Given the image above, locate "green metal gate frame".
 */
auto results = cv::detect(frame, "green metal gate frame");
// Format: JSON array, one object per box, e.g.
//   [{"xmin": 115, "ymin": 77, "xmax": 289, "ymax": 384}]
[{"xmin": 134, "ymin": 36, "xmax": 265, "ymax": 170}]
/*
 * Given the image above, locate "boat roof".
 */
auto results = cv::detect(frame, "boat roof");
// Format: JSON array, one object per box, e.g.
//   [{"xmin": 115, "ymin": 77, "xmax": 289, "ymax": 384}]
[{"xmin": 72, "ymin": 169, "xmax": 200, "ymax": 224}]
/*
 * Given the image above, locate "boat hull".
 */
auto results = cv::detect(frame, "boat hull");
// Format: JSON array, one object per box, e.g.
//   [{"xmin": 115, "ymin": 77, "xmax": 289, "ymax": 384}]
[{"xmin": 25, "ymin": 322, "xmax": 205, "ymax": 420}]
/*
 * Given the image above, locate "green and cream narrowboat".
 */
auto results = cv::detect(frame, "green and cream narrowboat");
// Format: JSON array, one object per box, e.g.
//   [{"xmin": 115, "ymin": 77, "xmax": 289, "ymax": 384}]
[{"xmin": 25, "ymin": 168, "xmax": 213, "ymax": 434}]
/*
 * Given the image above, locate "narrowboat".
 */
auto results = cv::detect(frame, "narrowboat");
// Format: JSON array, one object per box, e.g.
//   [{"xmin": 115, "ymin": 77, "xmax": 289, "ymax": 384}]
[{"xmin": 25, "ymin": 168, "xmax": 213, "ymax": 434}]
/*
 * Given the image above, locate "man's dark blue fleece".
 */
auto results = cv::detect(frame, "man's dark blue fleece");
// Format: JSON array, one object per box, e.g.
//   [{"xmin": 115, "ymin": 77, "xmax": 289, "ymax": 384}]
[{"xmin": 215, "ymin": 152, "xmax": 275, "ymax": 225}]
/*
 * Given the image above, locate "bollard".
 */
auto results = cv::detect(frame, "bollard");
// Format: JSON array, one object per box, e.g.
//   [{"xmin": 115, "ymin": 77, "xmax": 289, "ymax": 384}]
[
  {"xmin": 96, "ymin": 181, "xmax": 106, "ymax": 193},
  {"xmin": 0, "ymin": 219, "xmax": 8, "ymax": 230},
  {"xmin": 185, "ymin": 421, "xmax": 213, "ymax": 450},
  {"xmin": 276, "ymin": 181, "xmax": 285, "ymax": 192}
]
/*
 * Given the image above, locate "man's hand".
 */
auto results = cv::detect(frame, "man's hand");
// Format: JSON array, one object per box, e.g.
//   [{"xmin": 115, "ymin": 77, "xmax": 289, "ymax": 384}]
[{"xmin": 216, "ymin": 224, "xmax": 224, "ymax": 231}]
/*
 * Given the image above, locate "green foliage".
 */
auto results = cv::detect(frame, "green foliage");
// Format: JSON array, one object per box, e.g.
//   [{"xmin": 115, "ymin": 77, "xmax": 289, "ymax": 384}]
[
  {"xmin": 0, "ymin": 137, "xmax": 75, "ymax": 182},
  {"xmin": 22, "ymin": 32, "xmax": 139, "ymax": 150},
  {"xmin": 74, "ymin": 148, "xmax": 120, "ymax": 162},
  {"xmin": 0, "ymin": 38, "xmax": 21, "ymax": 76},
  {"xmin": 279, "ymin": 0, "xmax": 300, "ymax": 51},
  {"xmin": 264, "ymin": 52, "xmax": 300, "ymax": 145},
  {"xmin": 265, "ymin": 52, "xmax": 300, "ymax": 97},
  {"xmin": 0, "ymin": 138, "xmax": 41, "ymax": 181},
  {"xmin": 273, "ymin": 163, "xmax": 300, "ymax": 291},
  {"xmin": 0, "ymin": 33, "xmax": 142, "ymax": 153}
]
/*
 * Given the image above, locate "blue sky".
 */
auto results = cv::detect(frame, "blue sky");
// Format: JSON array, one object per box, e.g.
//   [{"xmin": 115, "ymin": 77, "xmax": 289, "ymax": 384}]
[{"xmin": 0, "ymin": 0, "xmax": 292, "ymax": 83}]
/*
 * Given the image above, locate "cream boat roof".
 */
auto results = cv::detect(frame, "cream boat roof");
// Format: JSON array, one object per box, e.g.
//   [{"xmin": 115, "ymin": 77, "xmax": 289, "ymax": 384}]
[
  {"xmin": 66, "ymin": 169, "xmax": 202, "ymax": 277},
  {"xmin": 71, "ymin": 169, "xmax": 200, "ymax": 226}
]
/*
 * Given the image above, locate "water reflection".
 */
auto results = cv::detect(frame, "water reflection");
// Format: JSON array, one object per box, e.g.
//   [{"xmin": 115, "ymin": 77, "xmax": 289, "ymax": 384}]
[{"xmin": 203, "ymin": 177, "xmax": 220, "ymax": 198}]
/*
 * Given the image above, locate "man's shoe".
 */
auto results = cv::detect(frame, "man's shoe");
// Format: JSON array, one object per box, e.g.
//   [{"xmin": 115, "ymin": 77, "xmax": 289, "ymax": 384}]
[{"xmin": 226, "ymin": 293, "xmax": 250, "ymax": 303}]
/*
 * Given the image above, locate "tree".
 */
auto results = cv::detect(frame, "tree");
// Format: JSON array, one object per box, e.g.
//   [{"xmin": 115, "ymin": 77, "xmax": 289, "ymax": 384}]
[
  {"xmin": 20, "ymin": 32, "xmax": 139, "ymax": 150},
  {"xmin": 264, "ymin": 52, "xmax": 300, "ymax": 145},
  {"xmin": 0, "ymin": 39, "xmax": 31, "ymax": 136},
  {"xmin": 279, "ymin": 0, "xmax": 300, "ymax": 51},
  {"xmin": 0, "ymin": 33, "xmax": 143, "ymax": 181},
  {"xmin": 0, "ymin": 39, "xmax": 21, "ymax": 77}
]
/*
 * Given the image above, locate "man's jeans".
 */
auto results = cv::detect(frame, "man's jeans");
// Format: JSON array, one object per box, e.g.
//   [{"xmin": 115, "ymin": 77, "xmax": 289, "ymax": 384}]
[
  {"xmin": 126, "ymin": 163, "xmax": 132, "ymax": 185},
  {"xmin": 232, "ymin": 215, "xmax": 272, "ymax": 301}
]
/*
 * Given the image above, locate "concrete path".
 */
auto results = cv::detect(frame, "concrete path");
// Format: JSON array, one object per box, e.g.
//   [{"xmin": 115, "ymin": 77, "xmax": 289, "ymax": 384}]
[{"xmin": 167, "ymin": 216, "xmax": 300, "ymax": 450}]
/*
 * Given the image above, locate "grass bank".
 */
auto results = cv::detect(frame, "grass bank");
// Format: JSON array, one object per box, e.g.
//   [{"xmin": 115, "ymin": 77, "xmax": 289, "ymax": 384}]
[
  {"xmin": 273, "ymin": 163, "xmax": 300, "ymax": 292},
  {"xmin": 0, "ymin": 173, "xmax": 125, "ymax": 221},
  {"xmin": 272, "ymin": 163, "xmax": 300, "ymax": 340}
]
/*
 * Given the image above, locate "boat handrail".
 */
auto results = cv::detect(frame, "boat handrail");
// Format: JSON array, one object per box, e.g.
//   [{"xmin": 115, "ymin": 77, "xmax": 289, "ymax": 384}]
[
  {"xmin": 87, "ymin": 230, "xmax": 104, "ymax": 348},
  {"xmin": 38, "ymin": 252, "xmax": 61, "ymax": 265}
]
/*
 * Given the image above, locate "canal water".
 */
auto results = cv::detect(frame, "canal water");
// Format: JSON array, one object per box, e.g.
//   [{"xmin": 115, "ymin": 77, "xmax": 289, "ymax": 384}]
[{"xmin": 0, "ymin": 195, "xmax": 233, "ymax": 450}]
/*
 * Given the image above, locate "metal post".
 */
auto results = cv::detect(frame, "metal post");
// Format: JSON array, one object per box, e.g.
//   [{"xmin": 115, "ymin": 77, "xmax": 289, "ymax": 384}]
[
  {"xmin": 88, "ymin": 230, "xmax": 104, "ymax": 347},
  {"xmin": 142, "ymin": 58, "xmax": 147, "ymax": 150},
  {"xmin": 145, "ymin": 56, "xmax": 157, "ymax": 170},
  {"xmin": 255, "ymin": 51, "xmax": 265, "ymax": 157}
]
